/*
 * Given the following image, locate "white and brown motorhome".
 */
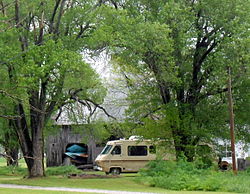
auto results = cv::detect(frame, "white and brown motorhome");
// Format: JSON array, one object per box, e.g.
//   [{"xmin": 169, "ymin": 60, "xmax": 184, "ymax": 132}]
[{"xmin": 95, "ymin": 138, "xmax": 168, "ymax": 174}]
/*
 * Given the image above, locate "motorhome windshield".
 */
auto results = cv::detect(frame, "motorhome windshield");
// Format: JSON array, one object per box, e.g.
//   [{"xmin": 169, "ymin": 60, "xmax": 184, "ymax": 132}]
[{"xmin": 101, "ymin": 145, "xmax": 112, "ymax": 154}]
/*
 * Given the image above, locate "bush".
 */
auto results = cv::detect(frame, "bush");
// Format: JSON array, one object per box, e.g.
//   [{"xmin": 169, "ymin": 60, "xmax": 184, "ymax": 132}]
[
  {"xmin": 45, "ymin": 165, "xmax": 82, "ymax": 176},
  {"xmin": 0, "ymin": 163, "xmax": 82, "ymax": 177},
  {"xmin": 0, "ymin": 166, "xmax": 27, "ymax": 176},
  {"xmin": 138, "ymin": 159, "xmax": 250, "ymax": 193}
]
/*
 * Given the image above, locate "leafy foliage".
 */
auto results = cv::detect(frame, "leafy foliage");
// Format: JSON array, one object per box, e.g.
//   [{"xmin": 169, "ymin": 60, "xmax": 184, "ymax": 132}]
[
  {"xmin": 0, "ymin": 163, "xmax": 81, "ymax": 177},
  {"xmin": 45, "ymin": 165, "xmax": 82, "ymax": 176},
  {"xmin": 0, "ymin": 0, "xmax": 108, "ymax": 177},
  {"xmin": 138, "ymin": 159, "xmax": 250, "ymax": 192},
  {"xmin": 0, "ymin": 166, "xmax": 27, "ymax": 176},
  {"xmin": 88, "ymin": 0, "xmax": 250, "ymax": 159}
]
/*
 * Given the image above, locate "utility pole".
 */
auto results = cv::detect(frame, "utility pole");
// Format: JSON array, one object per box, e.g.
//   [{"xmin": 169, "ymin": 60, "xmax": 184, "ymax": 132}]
[{"xmin": 227, "ymin": 67, "xmax": 237, "ymax": 175}]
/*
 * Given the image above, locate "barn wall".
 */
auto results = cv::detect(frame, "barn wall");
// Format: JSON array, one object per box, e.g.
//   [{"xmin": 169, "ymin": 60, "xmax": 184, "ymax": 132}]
[{"xmin": 46, "ymin": 125, "xmax": 103, "ymax": 167}]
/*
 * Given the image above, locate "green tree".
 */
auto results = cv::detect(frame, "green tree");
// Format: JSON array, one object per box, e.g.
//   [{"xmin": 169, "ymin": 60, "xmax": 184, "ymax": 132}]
[
  {"xmin": 88, "ymin": 0, "xmax": 250, "ymax": 160},
  {"xmin": 0, "ymin": 0, "xmax": 107, "ymax": 177},
  {"xmin": 0, "ymin": 118, "xmax": 19, "ymax": 166}
]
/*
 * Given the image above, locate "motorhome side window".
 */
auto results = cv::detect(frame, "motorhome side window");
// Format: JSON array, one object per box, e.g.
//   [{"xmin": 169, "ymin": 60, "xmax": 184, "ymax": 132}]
[
  {"xmin": 111, "ymin": 145, "xmax": 121, "ymax": 155},
  {"xmin": 128, "ymin": 146, "xmax": 147, "ymax": 156}
]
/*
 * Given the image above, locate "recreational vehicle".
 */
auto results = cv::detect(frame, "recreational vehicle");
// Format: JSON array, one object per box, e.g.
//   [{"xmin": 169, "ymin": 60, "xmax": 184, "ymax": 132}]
[{"xmin": 95, "ymin": 138, "xmax": 161, "ymax": 174}]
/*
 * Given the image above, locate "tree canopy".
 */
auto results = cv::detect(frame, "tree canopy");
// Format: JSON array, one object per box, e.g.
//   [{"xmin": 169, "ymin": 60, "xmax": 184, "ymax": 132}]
[
  {"xmin": 0, "ymin": 0, "xmax": 249, "ymax": 176},
  {"xmin": 87, "ymin": 0, "xmax": 250, "ymax": 160},
  {"xmin": 0, "ymin": 0, "xmax": 107, "ymax": 177}
]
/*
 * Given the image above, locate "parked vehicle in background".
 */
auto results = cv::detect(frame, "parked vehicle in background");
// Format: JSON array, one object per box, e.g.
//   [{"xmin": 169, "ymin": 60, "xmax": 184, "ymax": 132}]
[
  {"xmin": 95, "ymin": 137, "xmax": 172, "ymax": 175},
  {"xmin": 217, "ymin": 141, "xmax": 250, "ymax": 170},
  {"xmin": 63, "ymin": 144, "xmax": 88, "ymax": 166}
]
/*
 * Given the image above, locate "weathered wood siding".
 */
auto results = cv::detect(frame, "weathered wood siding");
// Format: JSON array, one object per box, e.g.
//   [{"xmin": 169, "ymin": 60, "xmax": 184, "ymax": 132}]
[{"xmin": 46, "ymin": 125, "xmax": 103, "ymax": 167}]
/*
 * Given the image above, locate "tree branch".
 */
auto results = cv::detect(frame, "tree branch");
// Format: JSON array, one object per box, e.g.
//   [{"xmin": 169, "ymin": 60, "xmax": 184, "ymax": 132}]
[
  {"xmin": 36, "ymin": 2, "xmax": 45, "ymax": 45},
  {"xmin": 45, "ymin": 74, "xmax": 65, "ymax": 123},
  {"xmin": 199, "ymin": 87, "xmax": 228, "ymax": 101},
  {"xmin": 54, "ymin": 0, "xmax": 66, "ymax": 35},
  {"xmin": 49, "ymin": 0, "xmax": 61, "ymax": 34},
  {"xmin": 76, "ymin": 22, "xmax": 91, "ymax": 39},
  {"xmin": 110, "ymin": 0, "xmax": 118, "ymax": 9},
  {"xmin": 0, "ymin": 0, "xmax": 14, "ymax": 16},
  {"xmin": 0, "ymin": 115, "xmax": 21, "ymax": 119},
  {"xmin": 85, "ymin": 98, "xmax": 116, "ymax": 120}
]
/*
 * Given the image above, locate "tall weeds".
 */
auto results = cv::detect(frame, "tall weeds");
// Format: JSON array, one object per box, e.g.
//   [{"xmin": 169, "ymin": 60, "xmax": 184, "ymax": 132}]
[{"xmin": 138, "ymin": 159, "xmax": 250, "ymax": 193}]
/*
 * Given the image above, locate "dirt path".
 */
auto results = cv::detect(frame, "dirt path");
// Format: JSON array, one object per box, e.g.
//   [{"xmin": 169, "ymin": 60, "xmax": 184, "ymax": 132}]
[{"xmin": 0, "ymin": 184, "xmax": 160, "ymax": 194}]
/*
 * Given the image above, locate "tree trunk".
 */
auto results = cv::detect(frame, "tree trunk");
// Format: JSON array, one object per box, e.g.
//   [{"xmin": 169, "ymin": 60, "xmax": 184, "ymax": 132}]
[
  {"xmin": 24, "ymin": 125, "xmax": 45, "ymax": 177},
  {"xmin": 4, "ymin": 122, "xmax": 19, "ymax": 166},
  {"xmin": 5, "ymin": 147, "xmax": 19, "ymax": 166},
  {"xmin": 28, "ymin": 106, "xmax": 45, "ymax": 177},
  {"xmin": 172, "ymin": 127, "xmax": 195, "ymax": 162},
  {"xmin": 29, "ymin": 126, "xmax": 45, "ymax": 177},
  {"xmin": 13, "ymin": 103, "xmax": 45, "ymax": 177},
  {"xmin": 170, "ymin": 103, "xmax": 198, "ymax": 162},
  {"xmin": 27, "ymin": 155, "xmax": 45, "ymax": 177}
]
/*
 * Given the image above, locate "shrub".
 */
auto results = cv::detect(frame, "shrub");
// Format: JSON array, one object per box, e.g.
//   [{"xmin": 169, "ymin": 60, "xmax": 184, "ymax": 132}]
[
  {"xmin": 0, "ymin": 166, "xmax": 27, "ymax": 176},
  {"xmin": 138, "ymin": 159, "xmax": 250, "ymax": 193},
  {"xmin": 140, "ymin": 159, "xmax": 175, "ymax": 177},
  {"xmin": 0, "ymin": 163, "xmax": 82, "ymax": 177},
  {"xmin": 45, "ymin": 165, "xmax": 82, "ymax": 176}
]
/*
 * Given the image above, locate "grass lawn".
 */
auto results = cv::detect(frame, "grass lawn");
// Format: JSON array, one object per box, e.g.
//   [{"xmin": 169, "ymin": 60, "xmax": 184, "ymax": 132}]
[
  {"xmin": 0, "ymin": 157, "xmax": 235, "ymax": 194},
  {"xmin": 0, "ymin": 188, "xmax": 100, "ymax": 194},
  {"xmin": 0, "ymin": 157, "xmax": 27, "ymax": 168},
  {"xmin": 0, "ymin": 174, "xmax": 234, "ymax": 194},
  {"xmin": 0, "ymin": 175, "xmax": 173, "ymax": 193},
  {"xmin": 0, "ymin": 188, "xmax": 98, "ymax": 194}
]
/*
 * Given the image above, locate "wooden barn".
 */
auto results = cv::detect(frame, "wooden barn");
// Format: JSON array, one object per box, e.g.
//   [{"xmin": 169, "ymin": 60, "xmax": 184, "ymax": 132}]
[{"xmin": 45, "ymin": 125, "xmax": 104, "ymax": 167}]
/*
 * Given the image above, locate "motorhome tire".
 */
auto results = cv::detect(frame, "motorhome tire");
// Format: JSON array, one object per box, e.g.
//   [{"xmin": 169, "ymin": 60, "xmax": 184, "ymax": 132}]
[{"xmin": 110, "ymin": 168, "xmax": 121, "ymax": 175}]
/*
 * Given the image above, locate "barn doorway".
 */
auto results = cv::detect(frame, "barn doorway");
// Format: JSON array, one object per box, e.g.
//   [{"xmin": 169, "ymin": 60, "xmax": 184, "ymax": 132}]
[{"xmin": 63, "ymin": 143, "xmax": 88, "ymax": 166}]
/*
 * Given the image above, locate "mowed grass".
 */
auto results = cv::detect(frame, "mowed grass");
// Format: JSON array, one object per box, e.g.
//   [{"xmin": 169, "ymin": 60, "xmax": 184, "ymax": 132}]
[
  {"xmin": 0, "ymin": 187, "xmax": 234, "ymax": 194},
  {"xmin": 0, "ymin": 157, "xmax": 27, "ymax": 168},
  {"xmin": 0, "ymin": 157, "xmax": 234, "ymax": 194},
  {"xmin": 0, "ymin": 188, "xmax": 98, "ymax": 194},
  {"xmin": 0, "ymin": 175, "xmax": 170, "ymax": 193},
  {"xmin": 0, "ymin": 175, "xmax": 234, "ymax": 194}
]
